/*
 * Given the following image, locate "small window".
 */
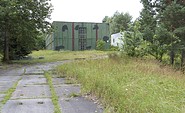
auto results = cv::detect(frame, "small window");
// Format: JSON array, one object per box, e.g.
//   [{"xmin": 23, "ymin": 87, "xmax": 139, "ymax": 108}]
[{"xmin": 113, "ymin": 39, "xmax": 115, "ymax": 43}]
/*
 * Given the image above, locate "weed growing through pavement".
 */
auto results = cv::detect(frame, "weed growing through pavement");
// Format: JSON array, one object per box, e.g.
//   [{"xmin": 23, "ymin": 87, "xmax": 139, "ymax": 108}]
[
  {"xmin": 0, "ymin": 78, "xmax": 21, "ymax": 112},
  {"xmin": 1, "ymin": 79, "xmax": 21, "ymax": 105},
  {"xmin": 44, "ymin": 72, "xmax": 61, "ymax": 113},
  {"xmin": 68, "ymin": 93, "xmax": 80, "ymax": 98}
]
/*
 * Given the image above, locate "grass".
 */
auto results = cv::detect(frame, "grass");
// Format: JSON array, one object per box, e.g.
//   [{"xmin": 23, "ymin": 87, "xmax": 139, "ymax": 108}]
[
  {"xmin": 0, "ymin": 78, "xmax": 21, "ymax": 113},
  {"xmin": 56, "ymin": 53, "xmax": 185, "ymax": 113},
  {"xmin": 13, "ymin": 50, "xmax": 109, "ymax": 64},
  {"xmin": 44, "ymin": 72, "xmax": 61, "ymax": 113},
  {"xmin": 1, "ymin": 79, "xmax": 21, "ymax": 105},
  {"xmin": 68, "ymin": 92, "xmax": 80, "ymax": 98}
]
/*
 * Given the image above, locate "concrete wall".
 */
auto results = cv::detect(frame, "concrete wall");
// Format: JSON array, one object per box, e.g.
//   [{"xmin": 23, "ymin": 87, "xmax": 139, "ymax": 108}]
[{"xmin": 46, "ymin": 21, "xmax": 110, "ymax": 51}]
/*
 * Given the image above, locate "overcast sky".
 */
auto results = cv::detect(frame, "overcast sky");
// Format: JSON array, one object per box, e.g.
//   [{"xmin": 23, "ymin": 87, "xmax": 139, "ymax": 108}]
[{"xmin": 50, "ymin": 0, "xmax": 143, "ymax": 23}]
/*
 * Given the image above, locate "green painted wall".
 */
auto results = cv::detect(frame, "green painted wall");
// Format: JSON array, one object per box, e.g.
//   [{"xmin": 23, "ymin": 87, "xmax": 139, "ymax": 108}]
[{"xmin": 46, "ymin": 21, "xmax": 110, "ymax": 51}]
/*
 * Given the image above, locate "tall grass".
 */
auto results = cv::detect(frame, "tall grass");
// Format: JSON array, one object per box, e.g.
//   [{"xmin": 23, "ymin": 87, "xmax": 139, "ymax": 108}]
[{"xmin": 56, "ymin": 53, "xmax": 185, "ymax": 113}]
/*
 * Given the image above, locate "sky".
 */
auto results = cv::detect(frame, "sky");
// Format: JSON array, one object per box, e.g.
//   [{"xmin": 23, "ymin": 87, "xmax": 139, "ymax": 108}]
[{"xmin": 50, "ymin": 0, "xmax": 143, "ymax": 23}]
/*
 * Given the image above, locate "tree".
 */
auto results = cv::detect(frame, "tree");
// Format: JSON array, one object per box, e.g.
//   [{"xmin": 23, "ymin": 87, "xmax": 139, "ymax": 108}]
[
  {"xmin": 103, "ymin": 11, "xmax": 132, "ymax": 34},
  {"xmin": 0, "ymin": 0, "xmax": 52, "ymax": 62},
  {"xmin": 123, "ymin": 21, "xmax": 146, "ymax": 57},
  {"xmin": 140, "ymin": 0, "xmax": 185, "ymax": 65},
  {"xmin": 34, "ymin": 32, "xmax": 46, "ymax": 50},
  {"xmin": 146, "ymin": 24, "xmax": 175, "ymax": 61},
  {"xmin": 160, "ymin": 0, "xmax": 185, "ymax": 65},
  {"xmin": 139, "ymin": 0, "xmax": 158, "ymax": 42},
  {"xmin": 102, "ymin": 16, "xmax": 110, "ymax": 23}
]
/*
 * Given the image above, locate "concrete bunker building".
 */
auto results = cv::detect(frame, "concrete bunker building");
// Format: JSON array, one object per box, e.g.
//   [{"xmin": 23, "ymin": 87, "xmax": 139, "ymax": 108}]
[{"xmin": 46, "ymin": 21, "xmax": 110, "ymax": 51}]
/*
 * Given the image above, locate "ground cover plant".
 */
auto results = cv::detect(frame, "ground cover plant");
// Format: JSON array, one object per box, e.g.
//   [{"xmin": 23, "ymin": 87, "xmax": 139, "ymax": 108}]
[
  {"xmin": 56, "ymin": 53, "xmax": 185, "ymax": 113},
  {"xmin": 12, "ymin": 50, "xmax": 109, "ymax": 64},
  {"xmin": 44, "ymin": 72, "xmax": 61, "ymax": 113}
]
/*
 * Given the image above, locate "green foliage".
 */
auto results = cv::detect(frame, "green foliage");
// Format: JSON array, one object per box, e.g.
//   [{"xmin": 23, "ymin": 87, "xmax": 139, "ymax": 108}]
[
  {"xmin": 110, "ymin": 11, "xmax": 132, "ymax": 34},
  {"xmin": 0, "ymin": 0, "xmax": 52, "ymax": 61},
  {"xmin": 96, "ymin": 40, "xmax": 106, "ymax": 51},
  {"xmin": 139, "ymin": 0, "xmax": 185, "ymax": 65},
  {"xmin": 146, "ymin": 24, "xmax": 177, "ymax": 61},
  {"xmin": 102, "ymin": 16, "xmax": 110, "ymax": 23},
  {"xmin": 123, "ymin": 21, "xmax": 146, "ymax": 57},
  {"xmin": 34, "ymin": 32, "xmax": 46, "ymax": 50},
  {"xmin": 102, "ymin": 11, "xmax": 132, "ymax": 34},
  {"xmin": 44, "ymin": 72, "xmax": 61, "ymax": 113},
  {"xmin": 110, "ymin": 46, "xmax": 119, "ymax": 51},
  {"xmin": 13, "ymin": 50, "xmax": 110, "ymax": 64},
  {"xmin": 56, "ymin": 56, "xmax": 185, "ymax": 113}
]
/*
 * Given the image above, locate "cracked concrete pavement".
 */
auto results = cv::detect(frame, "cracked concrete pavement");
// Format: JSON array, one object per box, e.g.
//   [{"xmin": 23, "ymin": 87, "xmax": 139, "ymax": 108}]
[{"xmin": 0, "ymin": 61, "xmax": 103, "ymax": 113}]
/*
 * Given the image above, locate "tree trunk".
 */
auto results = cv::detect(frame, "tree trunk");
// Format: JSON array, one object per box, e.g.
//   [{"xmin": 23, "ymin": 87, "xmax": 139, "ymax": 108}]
[
  {"xmin": 170, "ymin": 50, "xmax": 175, "ymax": 65},
  {"xmin": 181, "ymin": 49, "xmax": 185, "ymax": 68},
  {"xmin": 3, "ymin": 30, "xmax": 10, "ymax": 62}
]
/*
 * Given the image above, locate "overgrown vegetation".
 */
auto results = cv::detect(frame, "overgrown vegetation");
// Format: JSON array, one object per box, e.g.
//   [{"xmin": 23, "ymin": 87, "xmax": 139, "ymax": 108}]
[
  {"xmin": 0, "ymin": 78, "xmax": 21, "ymax": 111},
  {"xmin": 0, "ymin": 0, "xmax": 52, "ymax": 62},
  {"xmin": 102, "ymin": 11, "xmax": 132, "ymax": 34},
  {"xmin": 96, "ymin": 40, "xmax": 106, "ymax": 51},
  {"xmin": 56, "ymin": 53, "xmax": 185, "ymax": 113},
  {"xmin": 12, "ymin": 50, "xmax": 109, "ymax": 64},
  {"xmin": 103, "ymin": 1, "xmax": 185, "ymax": 68},
  {"xmin": 121, "ymin": 0, "xmax": 185, "ymax": 67},
  {"xmin": 123, "ymin": 21, "xmax": 146, "ymax": 57},
  {"xmin": 44, "ymin": 72, "xmax": 61, "ymax": 113}
]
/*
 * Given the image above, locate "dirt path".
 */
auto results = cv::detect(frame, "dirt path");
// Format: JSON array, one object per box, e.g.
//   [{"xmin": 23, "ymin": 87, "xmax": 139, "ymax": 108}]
[{"xmin": 0, "ymin": 61, "xmax": 103, "ymax": 113}]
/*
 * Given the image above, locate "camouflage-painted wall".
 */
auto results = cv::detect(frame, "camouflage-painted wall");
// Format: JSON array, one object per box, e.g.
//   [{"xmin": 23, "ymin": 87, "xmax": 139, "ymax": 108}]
[{"xmin": 46, "ymin": 21, "xmax": 110, "ymax": 51}]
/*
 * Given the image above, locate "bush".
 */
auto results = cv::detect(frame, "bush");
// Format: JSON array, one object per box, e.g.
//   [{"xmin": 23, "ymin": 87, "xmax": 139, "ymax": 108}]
[
  {"xmin": 110, "ymin": 46, "xmax": 119, "ymax": 51},
  {"xmin": 96, "ymin": 40, "xmax": 106, "ymax": 51}
]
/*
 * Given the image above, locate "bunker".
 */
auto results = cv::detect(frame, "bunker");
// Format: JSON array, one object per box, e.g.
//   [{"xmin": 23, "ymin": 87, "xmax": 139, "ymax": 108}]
[{"xmin": 45, "ymin": 21, "xmax": 110, "ymax": 51}]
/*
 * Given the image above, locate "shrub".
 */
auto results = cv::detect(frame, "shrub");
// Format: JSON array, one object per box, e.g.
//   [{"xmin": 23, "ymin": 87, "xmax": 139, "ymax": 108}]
[{"xmin": 96, "ymin": 40, "xmax": 106, "ymax": 51}]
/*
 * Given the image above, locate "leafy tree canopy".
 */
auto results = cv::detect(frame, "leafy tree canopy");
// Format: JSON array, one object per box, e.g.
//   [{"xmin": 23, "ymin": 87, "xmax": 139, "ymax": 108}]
[
  {"xmin": 0, "ymin": 0, "xmax": 52, "ymax": 62},
  {"xmin": 102, "ymin": 11, "xmax": 132, "ymax": 34}
]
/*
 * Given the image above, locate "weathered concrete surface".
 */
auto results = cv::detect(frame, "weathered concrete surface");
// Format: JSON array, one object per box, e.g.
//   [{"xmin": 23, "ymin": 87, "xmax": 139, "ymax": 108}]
[
  {"xmin": 0, "ymin": 61, "xmax": 67, "ymax": 113},
  {"xmin": 59, "ymin": 97, "xmax": 103, "ymax": 113},
  {"xmin": 53, "ymin": 78, "xmax": 103, "ymax": 113},
  {"xmin": 0, "ymin": 94, "xmax": 5, "ymax": 102},
  {"xmin": 0, "ymin": 98, "xmax": 3, "ymax": 102},
  {"xmin": 0, "ymin": 94, "xmax": 5, "ymax": 98},
  {"xmin": 0, "ymin": 60, "xmax": 104, "ymax": 113},
  {"xmin": 0, "ymin": 76, "xmax": 21, "ymax": 89},
  {"xmin": 24, "ymin": 66, "xmax": 44, "ymax": 75},
  {"xmin": 25, "ymin": 70, "xmax": 44, "ymax": 75},
  {"xmin": 0, "ymin": 76, "xmax": 21, "ymax": 81},
  {"xmin": 11, "ymin": 85, "xmax": 51, "ymax": 99},
  {"xmin": 0, "ymin": 68, "xmax": 25, "ymax": 76},
  {"xmin": 0, "ymin": 86, "xmax": 12, "ymax": 93},
  {"xmin": 18, "ymin": 75, "xmax": 46, "ymax": 86},
  {"xmin": 0, "ymin": 81, "xmax": 14, "ymax": 88},
  {"xmin": 52, "ymin": 78, "xmax": 66, "ymax": 85},
  {"xmin": 2, "ymin": 99, "xmax": 54, "ymax": 113},
  {"xmin": 54, "ymin": 85, "xmax": 81, "ymax": 98},
  {"xmin": 0, "ymin": 75, "xmax": 22, "ymax": 96}
]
